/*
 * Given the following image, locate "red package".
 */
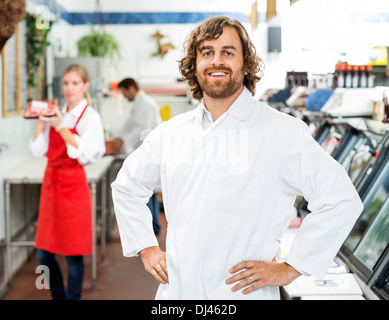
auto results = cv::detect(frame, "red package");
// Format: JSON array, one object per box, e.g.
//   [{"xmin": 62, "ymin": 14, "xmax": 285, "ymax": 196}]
[{"xmin": 24, "ymin": 100, "xmax": 58, "ymax": 119}]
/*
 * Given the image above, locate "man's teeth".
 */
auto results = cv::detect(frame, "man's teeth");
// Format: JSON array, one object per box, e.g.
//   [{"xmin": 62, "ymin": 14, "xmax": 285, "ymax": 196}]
[{"xmin": 210, "ymin": 72, "xmax": 227, "ymax": 76}]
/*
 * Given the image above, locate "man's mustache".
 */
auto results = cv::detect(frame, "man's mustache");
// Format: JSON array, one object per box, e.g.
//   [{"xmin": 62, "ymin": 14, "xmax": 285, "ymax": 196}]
[{"xmin": 204, "ymin": 67, "xmax": 232, "ymax": 74}]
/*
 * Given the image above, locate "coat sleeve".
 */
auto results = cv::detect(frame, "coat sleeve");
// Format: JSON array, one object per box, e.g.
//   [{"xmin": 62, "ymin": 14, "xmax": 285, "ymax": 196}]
[
  {"xmin": 281, "ymin": 119, "xmax": 363, "ymax": 279},
  {"xmin": 111, "ymin": 123, "xmax": 164, "ymax": 257},
  {"xmin": 29, "ymin": 125, "xmax": 50, "ymax": 157}
]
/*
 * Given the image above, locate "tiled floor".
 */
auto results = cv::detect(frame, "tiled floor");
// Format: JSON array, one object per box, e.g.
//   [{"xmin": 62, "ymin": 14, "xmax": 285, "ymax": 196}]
[{"xmin": 1, "ymin": 214, "xmax": 167, "ymax": 300}]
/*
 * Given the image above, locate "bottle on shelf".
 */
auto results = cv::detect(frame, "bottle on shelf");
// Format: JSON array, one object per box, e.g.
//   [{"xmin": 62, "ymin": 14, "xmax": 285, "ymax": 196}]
[
  {"xmin": 338, "ymin": 62, "xmax": 346, "ymax": 88},
  {"xmin": 359, "ymin": 65, "xmax": 367, "ymax": 88},
  {"xmin": 352, "ymin": 65, "xmax": 360, "ymax": 88},
  {"xmin": 345, "ymin": 64, "xmax": 352, "ymax": 88},
  {"xmin": 366, "ymin": 65, "xmax": 375, "ymax": 88},
  {"xmin": 332, "ymin": 62, "xmax": 341, "ymax": 88},
  {"xmin": 286, "ymin": 72, "xmax": 295, "ymax": 89}
]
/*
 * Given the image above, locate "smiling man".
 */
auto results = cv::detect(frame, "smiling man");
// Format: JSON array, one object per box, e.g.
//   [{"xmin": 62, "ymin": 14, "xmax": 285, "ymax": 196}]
[
  {"xmin": 195, "ymin": 29, "xmax": 246, "ymax": 103},
  {"xmin": 112, "ymin": 16, "xmax": 363, "ymax": 300}
]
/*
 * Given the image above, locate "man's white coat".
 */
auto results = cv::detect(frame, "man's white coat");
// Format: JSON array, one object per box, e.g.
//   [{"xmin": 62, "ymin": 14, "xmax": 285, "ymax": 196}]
[{"xmin": 112, "ymin": 88, "xmax": 363, "ymax": 300}]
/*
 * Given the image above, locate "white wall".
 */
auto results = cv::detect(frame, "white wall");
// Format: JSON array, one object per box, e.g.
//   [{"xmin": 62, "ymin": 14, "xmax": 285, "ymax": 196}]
[
  {"xmin": 57, "ymin": 0, "xmax": 256, "ymax": 13},
  {"xmin": 62, "ymin": 23, "xmax": 196, "ymax": 85}
]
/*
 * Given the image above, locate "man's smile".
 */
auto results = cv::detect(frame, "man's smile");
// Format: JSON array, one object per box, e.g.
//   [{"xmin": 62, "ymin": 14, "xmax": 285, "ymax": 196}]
[{"xmin": 209, "ymin": 71, "xmax": 228, "ymax": 77}]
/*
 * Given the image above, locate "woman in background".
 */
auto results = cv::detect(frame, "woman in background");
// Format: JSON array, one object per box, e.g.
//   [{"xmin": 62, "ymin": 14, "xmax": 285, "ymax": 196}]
[{"xmin": 30, "ymin": 64, "xmax": 105, "ymax": 300}]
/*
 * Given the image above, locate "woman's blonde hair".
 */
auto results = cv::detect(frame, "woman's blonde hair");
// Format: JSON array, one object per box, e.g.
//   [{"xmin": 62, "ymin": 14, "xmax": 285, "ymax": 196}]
[
  {"xmin": 63, "ymin": 64, "xmax": 92, "ymax": 105},
  {"xmin": 179, "ymin": 16, "xmax": 264, "ymax": 101}
]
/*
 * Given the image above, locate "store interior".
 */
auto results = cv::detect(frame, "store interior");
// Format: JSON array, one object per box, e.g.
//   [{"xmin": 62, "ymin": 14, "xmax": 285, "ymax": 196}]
[{"xmin": 0, "ymin": 0, "xmax": 389, "ymax": 300}]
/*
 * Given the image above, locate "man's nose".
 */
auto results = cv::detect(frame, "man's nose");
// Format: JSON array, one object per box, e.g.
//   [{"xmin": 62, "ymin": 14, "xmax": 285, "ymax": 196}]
[{"xmin": 212, "ymin": 52, "xmax": 224, "ymax": 66}]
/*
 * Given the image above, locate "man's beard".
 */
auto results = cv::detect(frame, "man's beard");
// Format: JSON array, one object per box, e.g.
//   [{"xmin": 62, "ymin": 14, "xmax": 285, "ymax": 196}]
[{"xmin": 197, "ymin": 67, "xmax": 245, "ymax": 99}]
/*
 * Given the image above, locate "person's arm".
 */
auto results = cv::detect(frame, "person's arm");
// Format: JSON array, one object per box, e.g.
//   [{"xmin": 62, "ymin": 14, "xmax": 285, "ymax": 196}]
[
  {"xmin": 280, "ymin": 120, "xmax": 363, "ymax": 279},
  {"xmin": 112, "ymin": 124, "xmax": 166, "ymax": 282},
  {"xmin": 39, "ymin": 108, "xmax": 77, "ymax": 147},
  {"xmin": 69, "ymin": 114, "xmax": 106, "ymax": 165},
  {"xmin": 56, "ymin": 125, "xmax": 77, "ymax": 148},
  {"xmin": 40, "ymin": 107, "xmax": 106, "ymax": 165},
  {"xmin": 227, "ymin": 119, "xmax": 363, "ymax": 294}
]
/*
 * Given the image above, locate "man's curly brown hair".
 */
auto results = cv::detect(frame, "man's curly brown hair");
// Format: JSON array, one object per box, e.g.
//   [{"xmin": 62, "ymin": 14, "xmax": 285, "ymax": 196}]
[
  {"xmin": 0, "ymin": 0, "xmax": 26, "ymax": 51},
  {"xmin": 178, "ymin": 16, "xmax": 264, "ymax": 101}
]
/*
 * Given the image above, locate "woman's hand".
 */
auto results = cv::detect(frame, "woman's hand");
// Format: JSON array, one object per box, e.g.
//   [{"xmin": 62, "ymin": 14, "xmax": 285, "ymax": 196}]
[
  {"xmin": 38, "ymin": 108, "xmax": 78, "ymax": 148},
  {"xmin": 39, "ymin": 107, "xmax": 63, "ymax": 131},
  {"xmin": 225, "ymin": 260, "xmax": 301, "ymax": 295}
]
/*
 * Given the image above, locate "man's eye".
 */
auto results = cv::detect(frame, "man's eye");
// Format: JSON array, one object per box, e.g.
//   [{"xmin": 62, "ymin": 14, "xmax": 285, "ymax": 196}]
[{"xmin": 203, "ymin": 51, "xmax": 213, "ymax": 56}]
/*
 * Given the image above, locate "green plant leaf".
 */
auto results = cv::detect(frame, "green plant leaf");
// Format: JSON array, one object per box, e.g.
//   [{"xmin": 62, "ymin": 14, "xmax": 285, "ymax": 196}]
[
  {"xmin": 26, "ymin": 13, "xmax": 51, "ymax": 88},
  {"xmin": 76, "ymin": 26, "xmax": 121, "ymax": 63}
]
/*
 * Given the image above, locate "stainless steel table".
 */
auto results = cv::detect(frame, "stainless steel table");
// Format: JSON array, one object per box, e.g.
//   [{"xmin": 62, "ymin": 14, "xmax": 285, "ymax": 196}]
[{"xmin": 3, "ymin": 155, "xmax": 114, "ymax": 288}]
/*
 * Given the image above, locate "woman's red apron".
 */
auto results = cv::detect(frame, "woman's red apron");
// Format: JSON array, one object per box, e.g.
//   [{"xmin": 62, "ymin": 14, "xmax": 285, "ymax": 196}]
[{"xmin": 35, "ymin": 105, "xmax": 92, "ymax": 256}]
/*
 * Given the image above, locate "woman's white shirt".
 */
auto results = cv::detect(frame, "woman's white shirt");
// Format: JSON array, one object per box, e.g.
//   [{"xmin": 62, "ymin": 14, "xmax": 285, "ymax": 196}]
[{"xmin": 29, "ymin": 98, "xmax": 106, "ymax": 165}]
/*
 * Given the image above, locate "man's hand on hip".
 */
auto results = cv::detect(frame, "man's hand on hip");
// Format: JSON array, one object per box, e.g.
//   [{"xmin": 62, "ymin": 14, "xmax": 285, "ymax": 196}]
[
  {"xmin": 226, "ymin": 260, "xmax": 301, "ymax": 295},
  {"xmin": 139, "ymin": 246, "xmax": 169, "ymax": 284}
]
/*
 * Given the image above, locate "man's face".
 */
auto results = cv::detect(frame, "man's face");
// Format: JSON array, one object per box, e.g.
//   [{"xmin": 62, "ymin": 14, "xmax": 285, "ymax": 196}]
[
  {"xmin": 119, "ymin": 86, "xmax": 137, "ymax": 102},
  {"xmin": 195, "ymin": 27, "xmax": 247, "ymax": 100}
]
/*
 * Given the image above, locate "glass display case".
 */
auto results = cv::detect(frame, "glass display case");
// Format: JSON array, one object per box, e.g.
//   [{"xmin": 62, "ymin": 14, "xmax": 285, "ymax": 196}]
[
  {"xmin": 344, "ymin": 133, "xmax": 379, "ymax": 185},
  {"xmin": 342, "ymin": 154, "xmax": 389, "ymax": 253},
  {"xmin": 319, "ymin": 125, "xmax": 343, "ymax": 155},
  {"xmin": 354, "ymin": 197, "xmax": 389, "ymax": 269},
  {"xmin": 346, "ymin": 195, "xmax": 389, "ymax": 282},
  {"xmin": 350, "ymin": 131, "xmax": 388, "ymax": 191},
  {"xmin": 356, "ymin": 132, "xmax": 389, "ymax": 197},
  {"xmin": 312, "ymin": 121, "xmax": 332, "ymax": 144},
  {"xmin": 370, "ymin": 246, "xmax": 389, "ymax": 300},
  {"xmin": 337, "ymin": 132, "xmax": 389, "ymax": 291}
]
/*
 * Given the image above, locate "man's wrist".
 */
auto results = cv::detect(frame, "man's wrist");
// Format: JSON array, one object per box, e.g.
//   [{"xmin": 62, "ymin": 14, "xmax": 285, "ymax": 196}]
[
  {"xmin": 283, "ymin": 262, "xmax": 302, "ymax": 282},
  {"xmin": 138, "ymin": 246, "xmax": 158, "ymax": 257}
]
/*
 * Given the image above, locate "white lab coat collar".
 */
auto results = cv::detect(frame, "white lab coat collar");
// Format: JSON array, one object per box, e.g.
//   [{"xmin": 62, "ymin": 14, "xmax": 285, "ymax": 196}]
[
  {"xmin": 134, "ymin": 90, "xmax": 146, "ymax": 103},
  {"xmin": 191, "ymin": 87, "xmax": 253, "ymax": 124},
  {"xmin": 62, "ymin": 98, "xmax": 88, "ymax": 117}
]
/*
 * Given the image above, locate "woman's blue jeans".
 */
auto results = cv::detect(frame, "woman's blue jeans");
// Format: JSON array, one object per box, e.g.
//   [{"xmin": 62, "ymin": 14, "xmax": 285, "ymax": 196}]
[{"xmin": 36, "ymin": 249, "xmax": 84, "ymax": 300}]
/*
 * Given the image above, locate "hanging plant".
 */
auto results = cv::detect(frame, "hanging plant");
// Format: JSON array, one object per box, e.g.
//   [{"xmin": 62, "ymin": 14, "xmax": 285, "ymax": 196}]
[
  {"xmin": 76, "ymin": 27, "xmax": 120, "ymax": 63},
  {"xmin": 26, "ymin": 13, "xmax": 51, "ymax": 87}
]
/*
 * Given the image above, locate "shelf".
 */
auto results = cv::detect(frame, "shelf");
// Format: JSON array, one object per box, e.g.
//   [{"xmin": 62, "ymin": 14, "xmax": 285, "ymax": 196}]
[{"xmin": 365, "ymin": 119, "xmax": 389, "ymax": 134}]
